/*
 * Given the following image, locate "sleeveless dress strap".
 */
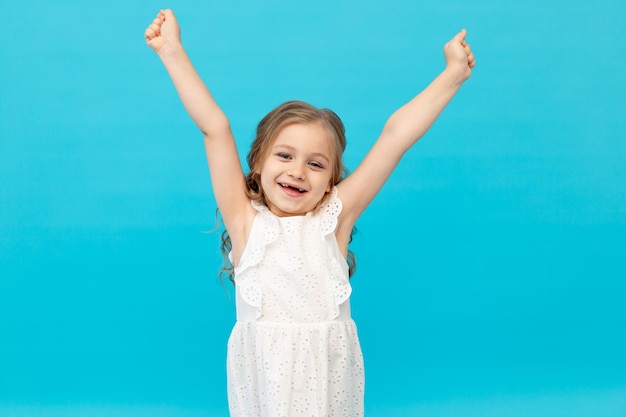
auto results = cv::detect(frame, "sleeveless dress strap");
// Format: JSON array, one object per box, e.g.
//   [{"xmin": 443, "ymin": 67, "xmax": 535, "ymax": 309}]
[
  {"xmin": 320, "ymin": 188, "xmax": 352, "ymax": 311},
  {"xmin": 232, "ymin": 200, "xmax": 279, "ymax": 319}
]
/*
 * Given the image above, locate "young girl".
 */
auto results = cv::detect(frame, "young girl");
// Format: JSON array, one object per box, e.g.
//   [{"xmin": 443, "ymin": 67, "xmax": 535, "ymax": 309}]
[{"xmin": 145, "ymin": 9, "xmax": 474, "ymax": 417}]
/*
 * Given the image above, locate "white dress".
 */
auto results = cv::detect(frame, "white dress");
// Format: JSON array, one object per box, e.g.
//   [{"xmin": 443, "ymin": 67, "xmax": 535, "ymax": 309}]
[{"xmin": 227, "ymin": 188, "xmax": 365, "ymax": 417}]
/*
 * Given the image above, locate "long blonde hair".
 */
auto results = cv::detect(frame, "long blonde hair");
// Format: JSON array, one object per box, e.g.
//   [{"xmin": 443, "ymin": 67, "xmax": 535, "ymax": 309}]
[{"xmin": 219, "ymin": 100, "xmax": 356, "ymax": 284}]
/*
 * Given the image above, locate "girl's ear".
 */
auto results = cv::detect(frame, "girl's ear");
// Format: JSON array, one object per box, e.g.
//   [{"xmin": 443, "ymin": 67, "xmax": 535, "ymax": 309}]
[{"xmin": 326, "ymin": 182, "xmax": 332, "ymax": 193}]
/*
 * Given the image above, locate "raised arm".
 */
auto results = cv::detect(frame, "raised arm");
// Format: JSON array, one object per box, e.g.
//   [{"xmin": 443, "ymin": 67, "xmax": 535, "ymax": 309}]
[
  {"xmin": 145, "ymin": 10, "xmax": 252, "ymax": 246},
  {"xmin": 336, "ymin": 30, "xmax": 475, "ymax": 240}
]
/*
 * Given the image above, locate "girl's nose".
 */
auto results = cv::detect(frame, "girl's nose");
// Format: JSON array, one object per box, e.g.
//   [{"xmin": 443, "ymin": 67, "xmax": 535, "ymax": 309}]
[{"xmin": 288, "ymin": 166, "xmax": 305, "ymax": 180}]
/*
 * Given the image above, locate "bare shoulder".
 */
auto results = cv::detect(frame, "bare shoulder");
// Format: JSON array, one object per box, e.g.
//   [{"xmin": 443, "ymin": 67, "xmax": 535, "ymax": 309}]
[
  {"xmin": 224, "ymin": 200, "xmax": 258, "ymax": 268},
  {"xmin": 334, "ymin": 184, "xmax": 360, "ymax": 257},
  {"xmin": 334, "ymin": 168, "xmax": 376, "ymax": 228}
]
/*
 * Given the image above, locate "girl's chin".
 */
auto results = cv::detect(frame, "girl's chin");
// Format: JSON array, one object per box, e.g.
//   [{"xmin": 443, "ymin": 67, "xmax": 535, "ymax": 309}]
[{"xmin": 267, "ymin": 202, "xmax": 311, "ymax": 217}]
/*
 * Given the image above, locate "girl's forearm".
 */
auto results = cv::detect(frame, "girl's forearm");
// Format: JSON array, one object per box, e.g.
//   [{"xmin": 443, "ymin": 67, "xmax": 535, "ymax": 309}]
[
  {"xmin": 382, "ymin": 68, "xmax": 466, "ymax": 152},
  {"xmin": 157, "ymin": 43, "xmax": 230, "ymax": 139}
]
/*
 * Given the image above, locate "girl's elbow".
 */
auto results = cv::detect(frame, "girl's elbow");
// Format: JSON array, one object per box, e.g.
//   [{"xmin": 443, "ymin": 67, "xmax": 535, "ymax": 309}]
[
  {"xmin": 200, "ymin": 122, "xmax": 232, "ymax": 141},
  {"xmin": 201, "ymin": 119, "xmax": 232, "ymax": 141}
]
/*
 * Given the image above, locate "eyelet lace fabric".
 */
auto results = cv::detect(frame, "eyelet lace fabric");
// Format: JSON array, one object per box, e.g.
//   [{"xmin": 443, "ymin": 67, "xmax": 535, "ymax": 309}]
[{"xmin": 227, "ymin": 187, "xmax": 364, "ymax": 417}]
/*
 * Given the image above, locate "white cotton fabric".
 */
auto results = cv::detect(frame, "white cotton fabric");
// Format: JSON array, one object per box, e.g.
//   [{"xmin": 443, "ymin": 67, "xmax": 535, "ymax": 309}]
[{"xmin": 227, "ymin": 188, "xmax": 365, "ymax": 417}]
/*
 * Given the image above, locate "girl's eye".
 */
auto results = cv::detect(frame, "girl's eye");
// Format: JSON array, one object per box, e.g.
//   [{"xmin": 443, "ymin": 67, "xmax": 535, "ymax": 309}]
[
  {"xmin": 277, "ymin": 152, "xmax": 291, "ymax": 160},
  {"xmin": 309, "ymin": 161, "xmax": 324, "ymax": 169}
]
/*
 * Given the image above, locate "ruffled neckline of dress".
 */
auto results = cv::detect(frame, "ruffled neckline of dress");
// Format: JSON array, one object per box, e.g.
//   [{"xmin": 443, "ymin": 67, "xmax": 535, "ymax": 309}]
[{"xmin": 233, "ymin": 187, "xmax": 351, "ymax": 320}]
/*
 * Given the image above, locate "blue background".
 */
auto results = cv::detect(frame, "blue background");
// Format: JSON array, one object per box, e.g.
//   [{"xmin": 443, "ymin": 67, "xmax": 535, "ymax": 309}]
[{"xmin": 2, "ymin": 0, "xmax": 625, "ymax": 416}]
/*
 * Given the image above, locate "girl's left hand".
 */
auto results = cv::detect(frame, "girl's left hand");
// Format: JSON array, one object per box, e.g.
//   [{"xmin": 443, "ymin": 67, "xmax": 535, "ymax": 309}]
[
  {"xmin": 443, "ymin": 29, "xmax": 476, "ymax": 81},
  {"xmin": 144, "ymin": 9, "xmax": 182, "ymax": 53}
]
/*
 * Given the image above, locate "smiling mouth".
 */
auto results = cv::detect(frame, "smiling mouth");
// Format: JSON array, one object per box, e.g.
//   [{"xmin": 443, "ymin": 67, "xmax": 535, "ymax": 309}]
[{"xmin": 279, "ymin": 183, "xmax": 307, "ymax": 193}]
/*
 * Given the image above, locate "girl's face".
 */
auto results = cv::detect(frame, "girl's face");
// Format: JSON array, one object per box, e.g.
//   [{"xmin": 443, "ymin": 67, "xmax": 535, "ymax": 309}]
[{"xmin": 257, "ymin": 122, "xmax": 334, "ymax": 217}]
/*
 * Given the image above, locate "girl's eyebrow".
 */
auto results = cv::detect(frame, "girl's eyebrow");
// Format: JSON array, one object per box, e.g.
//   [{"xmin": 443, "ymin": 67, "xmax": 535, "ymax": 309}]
[{"xmin": 273, "ymin": 144, "xmax": 330, "ymax": 163}]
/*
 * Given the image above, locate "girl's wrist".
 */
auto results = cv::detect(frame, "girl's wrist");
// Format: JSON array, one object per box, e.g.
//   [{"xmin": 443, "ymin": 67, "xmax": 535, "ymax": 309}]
[
  {"xmin": 157, "ymin": 40, "xmax": 185, "ymax": 60},
  {"xmin": 441, "ymin": 64, "xmax": 469, "ymax": 86}
]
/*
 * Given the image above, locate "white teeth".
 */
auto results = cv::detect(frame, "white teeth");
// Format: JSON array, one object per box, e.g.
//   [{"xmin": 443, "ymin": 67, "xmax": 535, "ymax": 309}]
[{"xmin": 280, "ymin": 183, "xmax": 305, "ymax": 193}]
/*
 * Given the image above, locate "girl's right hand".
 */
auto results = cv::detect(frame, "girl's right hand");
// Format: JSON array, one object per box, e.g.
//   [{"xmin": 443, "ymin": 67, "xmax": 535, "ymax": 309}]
[
  {"xmin": 443, "ymin": 29, "xmax": 475, "ymax": 82},
  {"xmin": 144, "ymin": 9, "xmax": 181, "ymax": 53}
]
